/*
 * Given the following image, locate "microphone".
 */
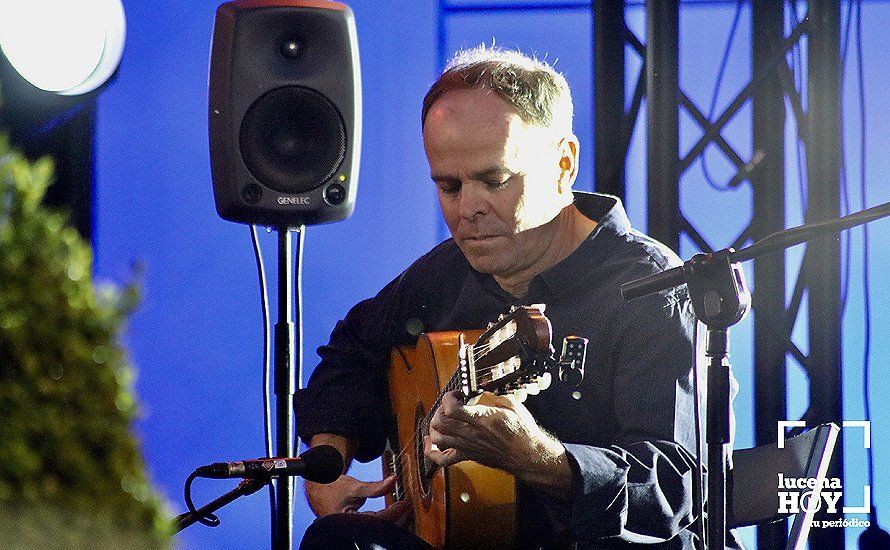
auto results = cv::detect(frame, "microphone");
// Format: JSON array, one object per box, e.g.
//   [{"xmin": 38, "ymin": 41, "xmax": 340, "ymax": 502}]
[{"xmin": 195, "ymin": 445, "xmax": 343, "ymax": 483}]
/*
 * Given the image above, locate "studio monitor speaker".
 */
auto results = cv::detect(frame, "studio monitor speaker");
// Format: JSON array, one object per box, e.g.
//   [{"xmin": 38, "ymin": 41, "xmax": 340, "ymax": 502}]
[{"xmin": 209, "ymin": 0, "xmax": 360, "ymax": 226}]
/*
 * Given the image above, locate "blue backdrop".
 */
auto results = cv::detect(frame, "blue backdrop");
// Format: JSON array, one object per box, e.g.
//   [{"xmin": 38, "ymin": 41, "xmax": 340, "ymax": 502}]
[{"xmin": 93, "ymin": 1, "xmax": 889, "ymax": 548}]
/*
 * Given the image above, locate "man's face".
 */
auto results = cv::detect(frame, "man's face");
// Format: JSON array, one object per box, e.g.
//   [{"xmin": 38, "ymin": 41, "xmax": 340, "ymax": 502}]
[{"xmin": 423, "ymin": 88, "xmax": 576, "ymax": 279}]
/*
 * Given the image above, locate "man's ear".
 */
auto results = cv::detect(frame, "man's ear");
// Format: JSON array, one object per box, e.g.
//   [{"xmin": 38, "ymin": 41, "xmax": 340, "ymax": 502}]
[{"xmin": 556, "ymin": 135, "xmax": 579, "ymax": 195}]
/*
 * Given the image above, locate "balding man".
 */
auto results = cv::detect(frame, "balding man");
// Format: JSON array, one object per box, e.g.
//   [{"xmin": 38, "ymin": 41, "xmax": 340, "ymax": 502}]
[{"xmin": 296, "ymin": 46, "xmax": 732, "ymax": 549}]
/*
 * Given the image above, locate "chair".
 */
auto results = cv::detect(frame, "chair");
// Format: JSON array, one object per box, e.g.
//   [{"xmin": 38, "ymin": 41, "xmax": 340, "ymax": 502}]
[{"xmin": 728, "ymin": 422, "xmax": 840, "ymax": 550}]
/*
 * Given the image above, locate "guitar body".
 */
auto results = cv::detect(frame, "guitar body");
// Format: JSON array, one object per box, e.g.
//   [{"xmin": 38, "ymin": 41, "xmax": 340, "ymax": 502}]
[{"xmin": 385, "ymin": 331, "xmax": 517, "ymax": 549}]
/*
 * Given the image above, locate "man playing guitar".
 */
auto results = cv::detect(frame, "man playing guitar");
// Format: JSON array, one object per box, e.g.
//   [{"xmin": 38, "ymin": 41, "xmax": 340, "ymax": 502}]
[{"xmin": 295, "ymin": 45, "xmax": 731, "ymax": 549}]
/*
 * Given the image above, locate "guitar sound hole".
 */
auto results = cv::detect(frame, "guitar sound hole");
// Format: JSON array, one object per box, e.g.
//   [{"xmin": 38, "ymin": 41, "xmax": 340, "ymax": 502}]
[{"xmin": 414, "ymin": 404, "xmax": 433, "ymax": 499}]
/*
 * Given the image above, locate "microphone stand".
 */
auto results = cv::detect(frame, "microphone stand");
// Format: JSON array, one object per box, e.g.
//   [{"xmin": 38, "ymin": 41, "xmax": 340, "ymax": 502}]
[
  {"xmin": 273, "ymin": 226, "xmax": 304, "ymax": 550},
  {"xmin": 174, "ymin": 478, "xmax": 268, "ymax": 533},
  {"xmin": 621, "ymin": 201, "xmax": 890, "ymax": 550},
  {"xmin": 687, "ymin": 252, "xmax": 750, "ymax": 550}
]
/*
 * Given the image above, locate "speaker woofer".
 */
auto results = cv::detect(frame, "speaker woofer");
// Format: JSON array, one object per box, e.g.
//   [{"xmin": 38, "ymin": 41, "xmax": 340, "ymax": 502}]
[{"xmin": 239, "ymin": 85, "xmax": 346, "ymax": 194}]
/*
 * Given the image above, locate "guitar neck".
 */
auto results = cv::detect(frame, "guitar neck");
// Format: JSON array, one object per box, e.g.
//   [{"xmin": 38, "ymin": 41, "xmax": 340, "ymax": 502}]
[
  {"xmin": 412, "ymin": 307, "xmax": 555, "ymax": 442},
  {"xmin": 419, "ymin": 367, "xmax": 465, "ymax": 437}
]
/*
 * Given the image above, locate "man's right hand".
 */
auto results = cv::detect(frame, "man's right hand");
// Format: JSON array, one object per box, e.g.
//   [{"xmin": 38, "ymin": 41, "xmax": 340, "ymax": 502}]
[{"xmin": 305, "ymin": 473, "xmax": 412, "ymax": 527}]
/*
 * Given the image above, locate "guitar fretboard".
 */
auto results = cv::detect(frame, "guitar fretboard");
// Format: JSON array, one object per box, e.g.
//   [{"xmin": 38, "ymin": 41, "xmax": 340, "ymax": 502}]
[{"xmin": 418, "ymin": 365, "xmax": 465, "ymax": 438}]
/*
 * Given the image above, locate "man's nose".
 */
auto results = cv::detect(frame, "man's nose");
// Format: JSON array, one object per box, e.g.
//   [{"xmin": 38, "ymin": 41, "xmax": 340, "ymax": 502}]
[{"xmin": 458, "ymin": 184, "xmax": 488, "ymax": 220}]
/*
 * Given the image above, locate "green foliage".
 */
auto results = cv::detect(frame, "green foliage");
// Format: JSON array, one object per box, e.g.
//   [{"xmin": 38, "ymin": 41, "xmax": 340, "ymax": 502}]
[{"xmin": 0, "ymin": 133, "xmax": 171, "ymax": 547}]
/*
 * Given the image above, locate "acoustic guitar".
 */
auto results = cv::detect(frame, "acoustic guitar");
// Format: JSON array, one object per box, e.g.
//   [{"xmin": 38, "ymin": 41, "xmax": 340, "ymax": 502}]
[{"xmin": 383, "ymin": 306, "xmax": 587, "ymax": 549}]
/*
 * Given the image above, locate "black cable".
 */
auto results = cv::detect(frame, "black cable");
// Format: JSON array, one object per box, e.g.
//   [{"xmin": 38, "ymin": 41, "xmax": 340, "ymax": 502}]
[
  {"xmin": 841, "ymin": 0, "xmax": 855, "ymax": 63},
  {"xmin": 691, "ymin": 321, "xmax": 706, "ymax": 549},
  {"xmin": 184, "ymin": 471, "xmax": 221, "ymax": 527},
  {"xmin": 250, "ymin": 226, "xmax": 273, "ymax": 459},
  {"xmin": 839, "ymin": 0, "xmax": 856, "ymax": 313},
  {"xmin": 853, "ymin": 5, "xmax": 889, "ymax": 549},
  {"xmin": 249, "ymin": 225, "xmax": 277, "ymax": 543},
  {"xmin": 294, "ymin": 225, "xmax": 306, "ymax": 509},
  {"xmin": 700, "ymin": 0, "xmax": 744, "ymax": 192},
  {"xmin": 854, "ymin": 0, "xmax": 878, "ymax": 527}
]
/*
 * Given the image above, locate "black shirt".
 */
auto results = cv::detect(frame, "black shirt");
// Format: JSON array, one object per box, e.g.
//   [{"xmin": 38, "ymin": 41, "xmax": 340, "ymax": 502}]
[{"xmin": 295, "ymin": 192, "xmax": 705, "ymax": 548}]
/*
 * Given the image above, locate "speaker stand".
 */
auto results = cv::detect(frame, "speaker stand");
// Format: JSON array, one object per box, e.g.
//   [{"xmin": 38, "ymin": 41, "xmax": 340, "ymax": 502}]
[{"xmin": 273, "ymin": 226, "xmax": 303, "ymax": 550}]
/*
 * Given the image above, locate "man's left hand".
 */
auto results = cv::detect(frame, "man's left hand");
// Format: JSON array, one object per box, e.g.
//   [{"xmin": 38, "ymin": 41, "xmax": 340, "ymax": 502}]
[{"xmin": 424, "ymin": 390, "xmax": 573, "ymax": 498}]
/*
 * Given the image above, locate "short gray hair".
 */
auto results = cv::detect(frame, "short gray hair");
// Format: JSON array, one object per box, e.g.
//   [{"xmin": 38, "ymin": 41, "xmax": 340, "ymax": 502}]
[{"xmin": 421, "ymin": 45, "xmax": 574, "ymax": 135}]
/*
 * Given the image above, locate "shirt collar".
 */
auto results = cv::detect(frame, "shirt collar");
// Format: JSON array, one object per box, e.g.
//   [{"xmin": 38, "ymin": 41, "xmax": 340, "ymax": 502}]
[
  {"xmin": 472, "ymin": 192, "xmax": 634, "ymax": 302},
  {"xmin": 573, "ymin": 191, "xmax": 632, "ymax": 238}
]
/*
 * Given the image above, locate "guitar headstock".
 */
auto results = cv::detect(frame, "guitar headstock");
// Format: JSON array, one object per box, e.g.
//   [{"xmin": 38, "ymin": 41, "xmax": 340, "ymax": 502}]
[{"xmin": 459, "ymin": 305, "xmax": 554, "ymax": 402}]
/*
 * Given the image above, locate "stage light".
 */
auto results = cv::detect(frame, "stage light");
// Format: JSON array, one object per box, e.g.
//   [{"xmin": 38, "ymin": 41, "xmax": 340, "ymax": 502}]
[{"xmin": 0, "ymin": 0, "xmax": 126, "ymax": 96}]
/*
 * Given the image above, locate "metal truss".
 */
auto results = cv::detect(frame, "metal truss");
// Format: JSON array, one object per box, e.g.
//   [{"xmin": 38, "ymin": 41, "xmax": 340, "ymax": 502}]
[{"xmin": 630, "ymin": 1, "xmax": 845, "ymax": 548}]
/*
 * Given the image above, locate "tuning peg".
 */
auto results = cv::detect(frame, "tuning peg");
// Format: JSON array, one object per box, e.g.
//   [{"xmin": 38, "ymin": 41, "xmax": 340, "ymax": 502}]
[
  {"xmin": 512, "ymin": 388, "xmax": 527, "ymax": 403},
  {"xmin": 487, "ymin": 322, "xmax": 495, "ymax": 329},
  {"xmin": 537, "ymin": 372, "xmax": 552, "ymax": 391}
]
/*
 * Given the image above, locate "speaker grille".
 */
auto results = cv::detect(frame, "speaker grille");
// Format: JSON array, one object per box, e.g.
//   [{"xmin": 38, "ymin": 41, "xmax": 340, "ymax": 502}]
[{"xmin": 239, "ymin": 86, "xmax": 347, "ymax": 194}]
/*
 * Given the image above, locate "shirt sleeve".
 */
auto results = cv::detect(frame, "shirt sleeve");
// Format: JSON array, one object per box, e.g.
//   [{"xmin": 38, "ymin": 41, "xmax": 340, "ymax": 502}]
[
  {"xmin": 293, "ymin": 267, "xmax": 422, "ymax": 462},
  {"xmin": 536, "ymin": 258, "xmax": 704, "ymax": 544}
]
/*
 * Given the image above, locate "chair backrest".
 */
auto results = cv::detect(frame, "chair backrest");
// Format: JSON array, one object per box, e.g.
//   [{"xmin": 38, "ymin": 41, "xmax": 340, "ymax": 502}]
[{"xmin": 727, "ymin": 422, "xmax": 840, "ymax": 549}]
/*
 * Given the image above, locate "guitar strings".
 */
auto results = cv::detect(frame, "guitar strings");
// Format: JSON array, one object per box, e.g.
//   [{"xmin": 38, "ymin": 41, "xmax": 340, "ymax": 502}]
[
  {"xmin": 388, "ymin": 336, "xmax": 537, "ymax": 482},
  {"xmin": 388, "ymin": 370, "xmax": 463, "ymax": 471},
  {"xmin": 471, "ymin": 343, "xmax": 494, "ymax": 356}
]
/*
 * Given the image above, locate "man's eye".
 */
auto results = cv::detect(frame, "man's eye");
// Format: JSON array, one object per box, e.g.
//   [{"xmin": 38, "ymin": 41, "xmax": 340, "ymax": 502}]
[
  {"xmin": 486, "ymin": 178, "xmax": 510, "ymax": 190},
  {"xmin": 439, "ymin": 183, "xmax": 461, "ymax": 195}
]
